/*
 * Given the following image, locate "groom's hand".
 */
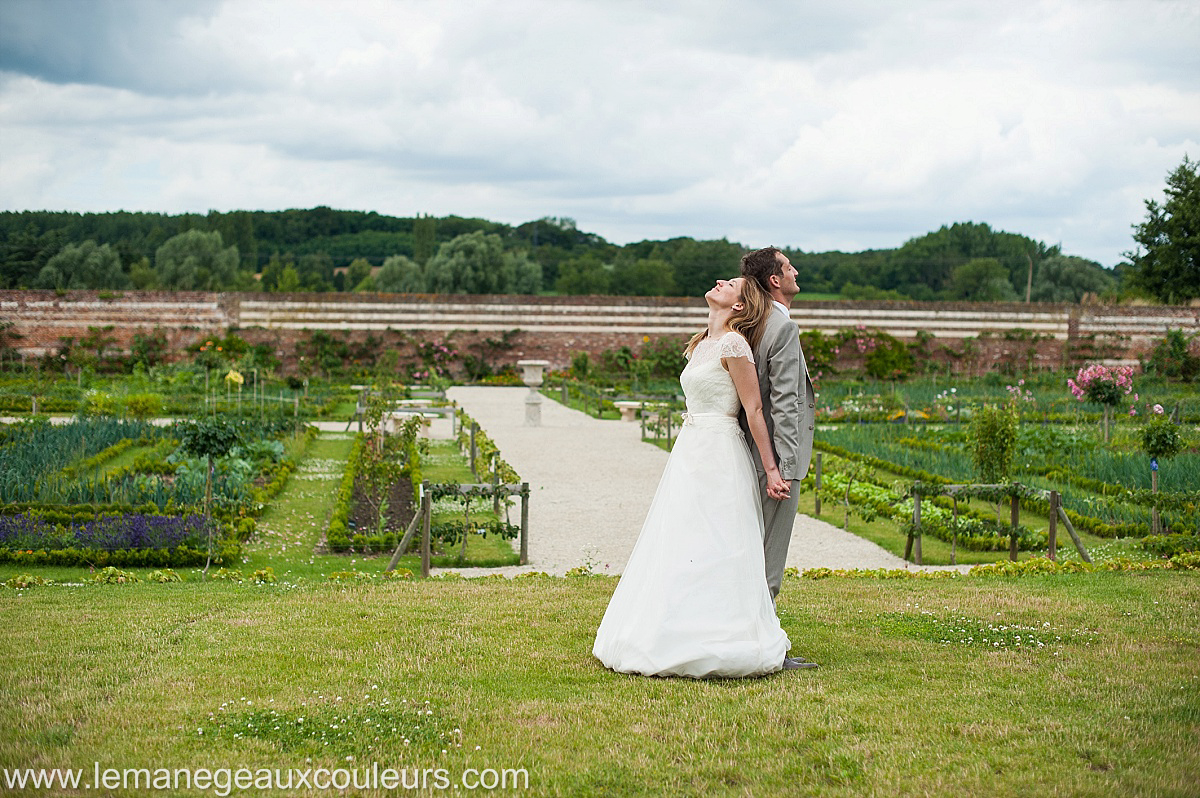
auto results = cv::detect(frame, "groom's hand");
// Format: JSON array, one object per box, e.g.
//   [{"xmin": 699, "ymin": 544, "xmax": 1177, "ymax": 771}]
[{"xmin": 766, "ymin": 476, "xmax": 790, "ymax": 501}]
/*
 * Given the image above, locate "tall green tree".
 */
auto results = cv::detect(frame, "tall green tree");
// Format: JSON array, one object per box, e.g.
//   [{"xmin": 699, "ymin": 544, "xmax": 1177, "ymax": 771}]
[
  {"xmin": 345, "ymin": 257, "xmax": 372, "ymax": 291},
  {"xmin": 1, "ymin": 224, "xmax": 65, "ymax": 288},
  {"xmin": 556, "ymin": 254, "xmax": 612, "ymax": 294},
  {"xmin": 884, "ymin": 222, "xmax": 1057, "ymax": 299},
  {"xmin": 276, "ymin": 265, "xmax": 302, "ymax": 292},
  {"xmin": 611, "ymin": 258, "xmax": 676, "ymax": 296},
  {"xmin": 425, "ymin": 232, "xmax": 542, "ymax": 294},
  {"xmin": 413, "ymin": 215, "xmax": 437, "ymax": 265},
  {"xmin": 664, "ymin": 239, "xmax": 744, "ymax": 297},
  {"xmin": 178, "ymin": 418, "xmax": 241, "ymax": 575},
  {"xmin": 35, "ymin": 240, "xmax": 128, "ymax": 290},
  {"xmin": 501, "ymin": 250, "xmax": 541, "ymax": 295},
  {"xmin": 129, "ymin": 257, "xmax": 158, "ymax": 290},
  {"xmin": 945, "ymin": 257, "xmax": 1019, "ymax": 302},
  {"xmin": 258, "ymin": 253, "xmax": 292, "ymax": 291},
  {"xmin": 155, "ymin": 230, "xmax": 240, "ymax": 290},
  {"xmin": 1125, "ymin": 156, "xmax": 1200, "ymax": 303},
  {"xmin": 374, "ymin": 255, "xmax": 426, "ymax": 293},
  {"xmin": 296, "ymin": 252, "xmax": 334, "ymax": 292},
  {"xmin": 1029, "ymin": 255, "xmax": 1115, "ymax": 303}
]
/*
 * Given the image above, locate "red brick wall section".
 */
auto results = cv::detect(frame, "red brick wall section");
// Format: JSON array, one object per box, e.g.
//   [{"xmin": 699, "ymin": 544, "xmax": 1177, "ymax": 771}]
[{"xmin": 2, "ymin": 289, "xmax": 1197, "ymax": 375}]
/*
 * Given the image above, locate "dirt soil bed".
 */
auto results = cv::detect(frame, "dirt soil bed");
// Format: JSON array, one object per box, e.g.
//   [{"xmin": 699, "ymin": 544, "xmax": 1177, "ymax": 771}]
[{"xmin": 349, "ymin": 475, "xmax": 415, "ymax": 538}]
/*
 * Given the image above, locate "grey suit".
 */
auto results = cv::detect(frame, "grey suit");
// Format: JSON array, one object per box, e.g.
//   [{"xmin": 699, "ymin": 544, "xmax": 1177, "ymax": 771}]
[{"xmin": 739, "ymin": 304, "xmax": 815, "ymax": 599}]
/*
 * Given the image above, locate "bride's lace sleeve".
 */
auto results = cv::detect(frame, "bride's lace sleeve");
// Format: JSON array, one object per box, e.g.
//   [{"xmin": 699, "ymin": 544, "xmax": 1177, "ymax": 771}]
[{"xmin": 719, "ymin": 331, "xmax": 755, "ymax": 363}]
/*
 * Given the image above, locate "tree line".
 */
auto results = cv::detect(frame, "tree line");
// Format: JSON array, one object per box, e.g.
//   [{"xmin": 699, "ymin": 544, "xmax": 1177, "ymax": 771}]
[{"xmin": 0, "ymin": 156, "xmax": 1194, "ymax": 303}]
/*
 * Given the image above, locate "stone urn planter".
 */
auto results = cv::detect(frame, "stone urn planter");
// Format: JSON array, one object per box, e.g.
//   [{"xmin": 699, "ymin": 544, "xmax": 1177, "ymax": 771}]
[{"xmin": 517, "ymin": 360, "xmax": 550, "ymax": 426}]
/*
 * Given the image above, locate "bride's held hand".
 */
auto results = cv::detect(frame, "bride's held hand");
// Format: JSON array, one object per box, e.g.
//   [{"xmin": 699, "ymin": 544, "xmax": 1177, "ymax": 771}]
[{"xmin": 765, "ymin": 469, "xmax": 790, "ymax": 501}]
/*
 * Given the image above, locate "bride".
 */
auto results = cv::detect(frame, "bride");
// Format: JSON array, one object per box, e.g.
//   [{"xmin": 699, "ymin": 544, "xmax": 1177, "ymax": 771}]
[{"xmin": 593, "ymin": 275, "xmax": 793, "ymax": 678}]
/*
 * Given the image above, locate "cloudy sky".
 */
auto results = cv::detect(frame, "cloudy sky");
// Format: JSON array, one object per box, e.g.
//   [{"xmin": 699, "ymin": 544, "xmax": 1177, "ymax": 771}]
[{"xmin": 1, "ymin": 0, "xmax": 1197, "ymax": 266}]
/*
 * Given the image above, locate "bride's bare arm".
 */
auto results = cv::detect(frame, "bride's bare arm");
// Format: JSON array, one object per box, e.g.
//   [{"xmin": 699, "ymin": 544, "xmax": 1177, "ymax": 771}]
[{"xmin": 725, "ymin": 355, "xmax": 790, "ymax": 500}]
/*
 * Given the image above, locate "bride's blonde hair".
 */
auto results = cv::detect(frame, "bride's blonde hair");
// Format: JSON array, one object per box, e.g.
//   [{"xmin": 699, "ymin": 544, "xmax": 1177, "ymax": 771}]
[{"xmin": 684, "ymin": 277, "xmax": 772, "ymax": 357}]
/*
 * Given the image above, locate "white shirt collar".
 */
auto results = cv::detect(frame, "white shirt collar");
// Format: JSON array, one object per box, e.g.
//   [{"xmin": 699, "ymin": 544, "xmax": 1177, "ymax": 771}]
[{"xmin": 773, "ymin": 300, "xmax": 790, "ymax": 316}]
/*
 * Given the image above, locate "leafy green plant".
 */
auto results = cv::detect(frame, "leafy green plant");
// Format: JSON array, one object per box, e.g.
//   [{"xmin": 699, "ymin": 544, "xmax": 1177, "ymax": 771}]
[
  {"xmin": 4, "ymin": 573, "xmax": 52, "ymax": 589},
  {"xmin": 250, "ymin": 567, "xmax": 276, "ymax": 584},
  {"xmin": 864, "ymin": 333, "xmax": 915, "ymax": 380},
  {"xmin": 969, "ymin": 403, "xmax": 1018, "ymax": 483},
  {"xmin": 569, "ymin": 351, "xmax": 591, "ymax": 380},
  {"xmin": 145, "ymin": 568, "xmax": 183, "ymax": 583},
  {"xmin": 124, "ymin": 393, "xmax": 163, "ymax": 420},
  {"xmin": 178, "ymin": 418, "xmax": 241, "ymax": 574},
  {"xmin": 1141, "ymin": 533, "xmax": 1199, "ymax": 559},
  {"xmin": 1144, "ymin": 329, "xmax": 1200, "ymax": 382},
  {"xmin": 327, "ymin": 569, "xmax": 373, "ymax": 582},
  {"xmin": 90, "ymin": 566, "xmax": 139, "ymax": 584},
  {"xmin": 1141, "ymin": 415, "xmax": 1184, "ymax": 461}
]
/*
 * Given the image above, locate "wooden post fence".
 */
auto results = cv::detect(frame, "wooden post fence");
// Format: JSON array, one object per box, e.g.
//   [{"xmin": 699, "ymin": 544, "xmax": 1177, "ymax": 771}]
[
  {"xmin": 492, "ymin": 456, "xmax": 501, "ymax": 514},
  {"xmin": 520, "ymin": 482, "xmax": 530, "ymax": 565},
  {"xmin": 386, "ymin": 481, "xmax": 531, "ymax": 578},
  {"xmin": 951, "ymin": 495, "xmax": 959, "ymax": 565},
  {"xmin": 1047, "ymin": 490, "xmax": 1060, "ymax": 561},
  {"xmin": 1009, "ymin": 494, "xmax": 1020, "ymax": 562},
  {"xmin": 420, "ymin": 480, "xmax": 431, "ymax": 577},
  {"xmin": 906, "ymin": 482, "xmax": 1091, "ymax": 566},
  {"xmin": 906, "ymin": 492, "xmax": 922, "ymax": 565},
  {"xmin": 469, "ymin": 422, "xmax": 478, "ymax": 479}
]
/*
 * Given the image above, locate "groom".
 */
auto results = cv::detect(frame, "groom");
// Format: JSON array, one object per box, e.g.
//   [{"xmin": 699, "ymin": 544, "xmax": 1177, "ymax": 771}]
[{"xmin": 738, "ymin": 247, "xmax": 816, "ymax": 604}]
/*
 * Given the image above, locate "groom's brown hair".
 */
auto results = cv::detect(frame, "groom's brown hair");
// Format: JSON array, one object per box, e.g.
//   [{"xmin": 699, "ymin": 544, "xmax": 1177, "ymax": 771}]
[{"xmin": 740, "ymin": 247, "xmax": 784, "ymax": 293}]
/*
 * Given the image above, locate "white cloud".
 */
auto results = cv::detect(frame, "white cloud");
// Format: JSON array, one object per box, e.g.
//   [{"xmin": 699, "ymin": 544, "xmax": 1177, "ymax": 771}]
[{"xmin": 1, "ymin": 0, "xmax": 1197, "ymax": 266}]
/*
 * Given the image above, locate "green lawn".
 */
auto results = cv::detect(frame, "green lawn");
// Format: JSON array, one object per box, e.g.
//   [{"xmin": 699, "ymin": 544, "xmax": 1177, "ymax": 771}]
[
  {"xmin": 243, "ymin": 431, "xmax": 372, "ymax": 581},
  {"xmin": 1, "ymin": 571, "xmax": 1197, "ymax": 796},
  {"xmin": 87, "ymin": 441, "xmax": 158, "ymax": 478}
]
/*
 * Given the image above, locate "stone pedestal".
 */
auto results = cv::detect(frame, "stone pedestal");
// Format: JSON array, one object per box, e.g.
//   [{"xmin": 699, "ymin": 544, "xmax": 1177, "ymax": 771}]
[{"xmin": 518, "ymin": 359, "xmax": 550, "ymax": 426}]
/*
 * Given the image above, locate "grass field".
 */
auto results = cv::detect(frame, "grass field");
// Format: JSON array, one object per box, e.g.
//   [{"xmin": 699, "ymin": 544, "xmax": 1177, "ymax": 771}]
[{"xmin": 2, "ymin": 571, "xmax": 1197, "ymax": 796}]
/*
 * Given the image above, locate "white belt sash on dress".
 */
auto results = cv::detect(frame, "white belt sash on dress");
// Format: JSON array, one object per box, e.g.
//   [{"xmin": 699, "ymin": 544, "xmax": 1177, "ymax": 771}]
[{"xmin": 680, "ymin": 412, "xmax": 743, "ymax": 435}]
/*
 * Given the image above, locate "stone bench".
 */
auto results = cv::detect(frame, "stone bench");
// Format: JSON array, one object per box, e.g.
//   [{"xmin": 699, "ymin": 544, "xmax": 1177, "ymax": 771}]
[{"xmin": 613, "ymin": 401, "xmax": 643, "ymax": 422}]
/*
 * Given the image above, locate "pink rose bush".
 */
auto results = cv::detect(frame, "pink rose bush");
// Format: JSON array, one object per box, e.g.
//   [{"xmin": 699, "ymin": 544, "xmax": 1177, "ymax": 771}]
[{"xmin": 1067, "ymin": 364, "xmax": 1134, "ymax": 407}]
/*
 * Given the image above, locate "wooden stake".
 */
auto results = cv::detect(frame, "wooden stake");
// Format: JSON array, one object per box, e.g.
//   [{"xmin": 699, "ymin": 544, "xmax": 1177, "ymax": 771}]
[
  {"xmin": 520, "ymin": 483, "xmax": 529, "ymax": 566},
  {"xmin": 1047, "ymin": 491, "xmax": 1058, "ymax": 561},
  {"xmin": 1009, "ymin": 494, "xmax": 1020, "ymax": 562},
  {"xmin": 386, "ymin": 507, "xmax": 423, "ymax": 572},
  {"xmin": 951, "ymin": 496, "xmax": 958, "ymax": 565},
  {"xmin": 420, "ymin": 480, "xmax": 431, "ymax": 578},
  {"xmin": 1057, "ymin": 505, "xmax": 1092, "ymax": 563},
  {"xmin": 1151, "ymin": 468, "xmax": 1160, "ymax": 535}
]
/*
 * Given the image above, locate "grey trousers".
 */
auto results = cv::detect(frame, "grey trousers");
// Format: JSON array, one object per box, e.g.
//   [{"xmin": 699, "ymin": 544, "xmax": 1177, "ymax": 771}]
[{"xmin": 756, "ymin": 471, "xmax": 800, "ymax": 600}]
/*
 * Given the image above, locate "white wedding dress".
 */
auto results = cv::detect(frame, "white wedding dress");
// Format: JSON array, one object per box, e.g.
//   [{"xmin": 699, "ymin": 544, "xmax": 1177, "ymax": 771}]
[{"xmin": 593, "ymin": 330, "xmax": 790, "ymax": 678}]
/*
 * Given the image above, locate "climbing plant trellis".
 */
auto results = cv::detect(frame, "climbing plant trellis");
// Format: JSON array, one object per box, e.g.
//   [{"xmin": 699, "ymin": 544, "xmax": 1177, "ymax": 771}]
[{"xmin": 386, "ymin": 481, "xmax": 530, "ymax": 577}]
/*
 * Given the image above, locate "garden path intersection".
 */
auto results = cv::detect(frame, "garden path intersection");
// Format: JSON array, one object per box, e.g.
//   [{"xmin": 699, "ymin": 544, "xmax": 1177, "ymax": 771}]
[{"xmin": 439, "ymin": 387, "xmax": 970, "ymax": 578}]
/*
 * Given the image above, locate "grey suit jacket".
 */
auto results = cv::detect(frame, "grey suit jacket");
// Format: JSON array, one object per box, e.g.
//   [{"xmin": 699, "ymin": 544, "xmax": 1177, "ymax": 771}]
[{"xmin": 739, "ymin": 306, "xmax": 815, "ymax": 482}]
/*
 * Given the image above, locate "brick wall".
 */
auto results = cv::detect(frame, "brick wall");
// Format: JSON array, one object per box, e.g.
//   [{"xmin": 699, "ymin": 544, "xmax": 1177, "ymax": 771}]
[{"xmin": 2, "ymin": 289, "xmax": 1197, "ymax": 375}]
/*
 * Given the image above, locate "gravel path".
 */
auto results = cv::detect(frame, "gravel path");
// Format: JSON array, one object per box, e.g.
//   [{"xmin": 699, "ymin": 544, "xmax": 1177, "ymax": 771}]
[{"xmin": 440, "ymin": 387, "xmax": 969, "ymax": 577}]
